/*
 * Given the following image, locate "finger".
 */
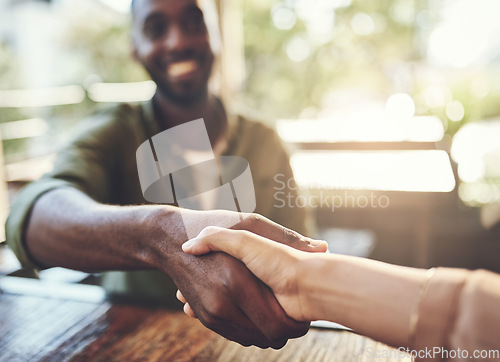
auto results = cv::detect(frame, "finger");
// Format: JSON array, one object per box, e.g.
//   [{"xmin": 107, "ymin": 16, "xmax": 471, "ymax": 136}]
[
  {"xmin": 282, "ymin": 227, "xmax": 329, "ymax": 253},
  {"xmin": 176, "ymin": 250, "xmax": 289, "ymax": 349},
  {"xmin": 193, "ymin": 292, "xmax": 284, "ymax": 348},
  {"xmin": 183, "ymin": 303, "xmax": 197, "ymax": 318},
  {"xmin": 235, "ymin": 264, "xmax": 310, "ymax": 344},
  {"xmin": 176, "ymin": 290, "xmax": 187, "ymax": 303},
  {"xmin": 183, "ymin": 227, "xmax": 281, "ymax": 266},
  {"xmin": 176, "ymin": 249, "xmax": 291, "ymax": 349},
  {"xmin": 183, "ymin": 228, "xmax": 301, "ymax": 292},
  {"xmin": 232, "ymin": 214, "xmax": 328, "ymax": 253}
]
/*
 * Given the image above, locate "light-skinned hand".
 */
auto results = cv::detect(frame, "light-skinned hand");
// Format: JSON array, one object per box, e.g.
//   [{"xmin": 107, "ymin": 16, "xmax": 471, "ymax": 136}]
[{"xmin": 179, "ymin": 226, "xmax": 326, "ymax": 322}]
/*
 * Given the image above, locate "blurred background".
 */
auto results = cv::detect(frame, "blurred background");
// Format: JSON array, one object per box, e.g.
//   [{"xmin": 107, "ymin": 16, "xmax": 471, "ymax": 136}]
[{"xmin": 1, "ymin": 0, "xmax": 500, "ymax": 278}]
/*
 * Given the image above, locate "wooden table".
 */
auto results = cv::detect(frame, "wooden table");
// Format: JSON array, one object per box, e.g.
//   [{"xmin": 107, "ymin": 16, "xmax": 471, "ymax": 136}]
[{"xmin": 0, "ymin": 277, "xmax": 411, "ymax": 361}]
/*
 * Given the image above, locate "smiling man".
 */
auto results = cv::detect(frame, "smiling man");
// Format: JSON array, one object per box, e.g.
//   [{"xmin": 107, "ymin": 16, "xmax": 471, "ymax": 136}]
[
  {"xmin": 133, "ymin": 0, "xmax": 213, "ymax": 104},
  {"xmin": 5, "ymin": 0, "xmax": 313, "ymax": 349}
]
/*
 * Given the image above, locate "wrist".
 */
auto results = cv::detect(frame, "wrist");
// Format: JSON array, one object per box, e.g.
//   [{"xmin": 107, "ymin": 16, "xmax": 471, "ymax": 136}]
[
  {"xmin": 137, "ymin": 205, "xmax": 189, "ymax": 269},
  {"xmin": 296, "ymin": 254, "xmax": 323, "ymax": 321},
  {"xmin": 297, "ymin": 253, "xmax": 343, "ymax": 322}
]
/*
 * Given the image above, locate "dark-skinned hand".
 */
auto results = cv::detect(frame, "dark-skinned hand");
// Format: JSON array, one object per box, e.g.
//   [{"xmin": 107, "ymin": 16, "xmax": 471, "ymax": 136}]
[{"xmin": 156, "ymin": 211, "xmax": 327, "ymax": 349}]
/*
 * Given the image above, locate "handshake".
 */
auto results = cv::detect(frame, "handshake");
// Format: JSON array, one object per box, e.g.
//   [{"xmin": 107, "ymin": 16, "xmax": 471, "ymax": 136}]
[{"xmin": 167, "ymin": 212, "xmax": 329, "ymax": 350}]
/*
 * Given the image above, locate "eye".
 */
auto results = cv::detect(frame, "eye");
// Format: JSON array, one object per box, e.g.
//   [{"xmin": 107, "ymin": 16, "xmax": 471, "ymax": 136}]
[
  {"xmin": 183, "ymin": 11, "xmax": 207, "ymax": 34},
  {"xmin": 144, "ymin": 20, "xmax": 167, "ymax": 40}
]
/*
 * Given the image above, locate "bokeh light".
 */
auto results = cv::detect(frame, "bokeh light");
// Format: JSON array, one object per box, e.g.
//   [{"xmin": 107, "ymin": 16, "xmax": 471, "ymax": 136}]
[
  {"xmin": 389, "ymin": 1, "xmax": 415, "ymax": 25},
  {"xmin": 427, "ymin": 0, "xmax": 500, "ymax": 68},
  {"xmin": 423, "ymin": 86, "xmax": 452, "ymax": 109},
  {"xmin": 351, "ymin": 13, "xmax": 375, "ymax": 36},
  {"xmin": 98, "ymin": 0, "xmax": 131, "ymax": 13},
  {"xmin": 286, "ymin": 35, "xmax": 311, "ymax": 62},
  {"xmin": 272, "ymin": 6, "xmax": 296, "ymax": 30},
  {"xmin": 385, "ymin": 93, "xmax": 415, "ymax": 120},
  {"xmin": 471, "ymin": 77, "xmax": 490, "ymax": 99},
  {"xmin": 446, "ymin": 100, "xmax": 465, "ymax": 122}
]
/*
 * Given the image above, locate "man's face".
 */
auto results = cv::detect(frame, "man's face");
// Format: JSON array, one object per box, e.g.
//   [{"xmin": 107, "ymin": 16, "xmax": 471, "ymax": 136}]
[{"xmin": 132, "ymin": 0, "xmax": 214, "ymax": 105}]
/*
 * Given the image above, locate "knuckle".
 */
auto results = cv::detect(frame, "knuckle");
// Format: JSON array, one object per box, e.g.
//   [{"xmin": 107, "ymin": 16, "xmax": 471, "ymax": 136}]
[
  {"xmin": 250, "ymin": 213, "xmax": 261, "ymax": 221},
  {"xmin": 267, "ymin": 319, "xmax": 309, "ymax": 342},
  {"xmin": 288, "ymin": 322, "xmax": 310, "ymax": 339},
  {"xmin": 247, "ymin": 213, "xmax": 263, "ymax": 227},
  {"xmin": 199, "ymin": 310, "xmax": 219, "ymax": 328},
  {"xmin": 196, "ymin": 295, "xmax": 229, "ymax": 328},
  {"xmin": 267, "ymin": 326, "xmax": 289, "ymax": 342},
  {"xmin": 206, "ymin": 299, "xmax": 227, "ymax": 320},
  {"xmin": 238, "ymin": 229, "xmax": 252, "ymax": 241},
  {"xmin": 269, "ymin": 340, "xmax": 288, "ymax": 350},
  {"xmin": 220, "ymin": 275, "xmax": 234, "ymax": 291},
  {"xmin": 283, "ymin": 227, "xmax": 307, "ymax": 247},
  {"xmin": 283, "ymin": 227, "xmax": 300, "ymax": 242},
  {"xmin": 198, "ymin": 225, "xmax": 219, "ymax": 238},
  {"xmin": 233, "ymin": 212, "xmax": 266, "ymax": 232}
]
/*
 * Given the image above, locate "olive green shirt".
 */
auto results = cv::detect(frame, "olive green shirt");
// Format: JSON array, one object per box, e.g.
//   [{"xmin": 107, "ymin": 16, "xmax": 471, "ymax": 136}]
[{"xmin": 5, "ymin": 100, "xmax": 307, "ymax": 305}]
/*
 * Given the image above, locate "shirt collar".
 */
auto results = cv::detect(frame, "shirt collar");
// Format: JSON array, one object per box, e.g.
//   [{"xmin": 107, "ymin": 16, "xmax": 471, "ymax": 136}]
[{"xmin": 140, "ymin": 96, "xmax": 238, "ymax": 145}]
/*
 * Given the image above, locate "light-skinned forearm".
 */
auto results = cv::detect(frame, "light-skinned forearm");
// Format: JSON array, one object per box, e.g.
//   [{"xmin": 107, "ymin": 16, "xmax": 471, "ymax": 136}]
[
  {"xmin": 182, "ymin": 228, "xmax": 500, "ymax": 355},
  {"xmin": 299, "ymin": 254, "xmax": 427, "ymax": 348},
  {"xmin": 180, "ymin": 227, "xmax": 423, "ymax": 346}
]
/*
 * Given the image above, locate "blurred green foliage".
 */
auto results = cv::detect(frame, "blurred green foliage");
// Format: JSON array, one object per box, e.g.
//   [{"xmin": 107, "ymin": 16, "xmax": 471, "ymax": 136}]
[
  {"xmin": 60, "ymin": 19, "xmax": 147, "ymax": 83},
  {"xmin": 241, "ymin": 0, "xmax": 415, "ymax": 118},
  {"xmin": 240, "ymin": 0, "xmax": 500, "ymax": 135},
  {"xmin": 1, "ymin": 0, "xmax": 500, "ymax": 200}
]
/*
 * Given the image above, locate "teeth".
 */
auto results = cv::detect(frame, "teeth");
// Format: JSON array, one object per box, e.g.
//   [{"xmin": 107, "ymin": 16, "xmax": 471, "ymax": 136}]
[{"xmin": 168, "ymin": 60, "xmax": 198, "ymax": 77}]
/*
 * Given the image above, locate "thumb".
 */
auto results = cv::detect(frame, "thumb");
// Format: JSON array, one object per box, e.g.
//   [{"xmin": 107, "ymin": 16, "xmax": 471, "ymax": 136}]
[
  {"xmin": 182, "ymin": 226, "xmax": 288, "ymax": 269},
  {"xmin": 183, "ymin": 227, "xmax": 308, "ymax": 310}
]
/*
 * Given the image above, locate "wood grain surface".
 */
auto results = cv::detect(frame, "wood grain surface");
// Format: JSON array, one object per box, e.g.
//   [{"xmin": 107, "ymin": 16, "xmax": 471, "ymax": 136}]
[{"xmin": 0, "ymin": 285, "xmax": 412, "ymax": 361}]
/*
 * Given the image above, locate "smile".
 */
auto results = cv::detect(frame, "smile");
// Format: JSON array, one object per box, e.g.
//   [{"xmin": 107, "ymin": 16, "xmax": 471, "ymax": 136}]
[{"xmin": 168, "ymin": 60, "xmax": 199, "ymax": 78}]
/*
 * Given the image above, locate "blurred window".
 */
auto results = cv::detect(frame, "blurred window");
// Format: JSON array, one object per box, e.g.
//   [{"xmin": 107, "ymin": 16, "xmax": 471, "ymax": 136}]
[{"xmin": 0, "ymin": 0, "xmax": 499, "ymax": 204}]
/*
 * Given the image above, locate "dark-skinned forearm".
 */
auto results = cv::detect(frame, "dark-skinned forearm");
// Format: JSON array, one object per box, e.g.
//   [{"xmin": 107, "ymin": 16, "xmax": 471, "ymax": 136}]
[
  {"xmin": 25, "ymin": 187, "xmax": 183, "ymax": 272},
  {"xmin": 25, "ymin": 188, "xmax": 316, "ymax": 349}
]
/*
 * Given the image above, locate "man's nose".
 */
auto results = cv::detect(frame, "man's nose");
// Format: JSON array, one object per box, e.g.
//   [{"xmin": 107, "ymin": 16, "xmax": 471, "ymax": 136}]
[{"xmin": 164, "ymin": 25, "xmax": 190, "ymax": 53}]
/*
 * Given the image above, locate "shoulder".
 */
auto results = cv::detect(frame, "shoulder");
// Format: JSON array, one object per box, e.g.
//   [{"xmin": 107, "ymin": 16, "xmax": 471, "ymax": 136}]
[
  {"xmin": 227, "ymin": 114, "xmax": 292, "ymax": 173},
  {"xmin": 78, "ymin": 102, "xmax": 144, "ymax": 134},
  {"xmin": 232, "ymin": 114, "xmax": 283, "ymax": 149},
  {"xmin": 68, "ymin": 102, "xmax": 147, "ymax": 146}
]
